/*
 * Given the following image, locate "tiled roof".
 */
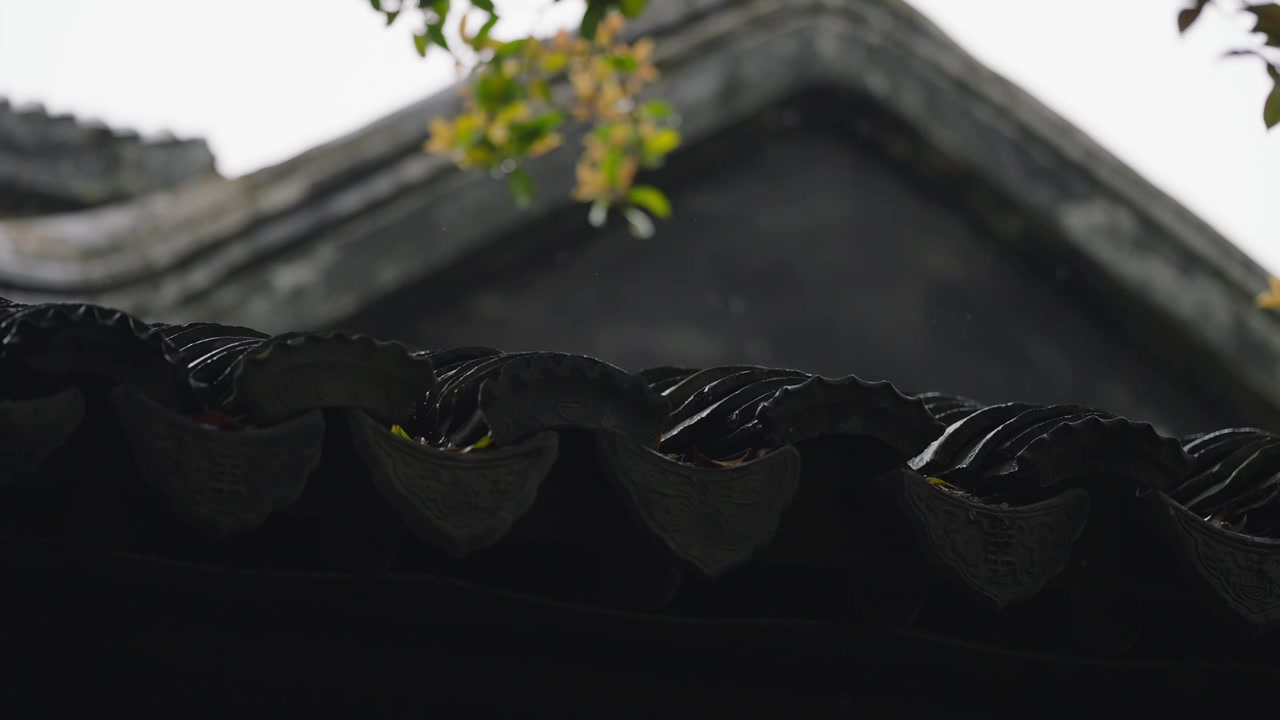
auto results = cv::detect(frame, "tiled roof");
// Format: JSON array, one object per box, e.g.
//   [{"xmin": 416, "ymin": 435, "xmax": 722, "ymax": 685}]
[
  {"xmin": 5, "ymin": 295, "xmax": 1280, "ymax": 686},
  {"xmin": 0, "ymin": 99, "xmax": 218, "ymax": 215},
  {"xmin": 1, "ymin": 0, "xmax": 1277, "ymax": 438}
]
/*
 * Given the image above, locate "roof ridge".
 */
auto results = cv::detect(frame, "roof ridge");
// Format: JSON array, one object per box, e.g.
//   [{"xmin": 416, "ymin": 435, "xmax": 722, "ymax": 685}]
[
  {"xmin": 0, "ymin": 97, "xmax": 219, "ymax": 214},
  {"xmin": 0, "ymin": 0, "xmax": 1276, "ymax": 418},
  {"xmin": 0, "ymin": 96, "xmax": 208, "ymax": 149}
]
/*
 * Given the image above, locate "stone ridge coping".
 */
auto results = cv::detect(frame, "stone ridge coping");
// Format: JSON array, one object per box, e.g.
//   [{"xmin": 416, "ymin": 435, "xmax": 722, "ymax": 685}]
[{"xmin": 0, "ymin": 0, "xmax": 1276, "ymax": 404}]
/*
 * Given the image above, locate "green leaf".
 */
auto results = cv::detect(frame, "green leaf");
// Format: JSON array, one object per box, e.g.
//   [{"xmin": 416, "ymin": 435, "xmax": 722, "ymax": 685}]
[
  {"xmin": 602, "ymin": 147, "xmax": 625, "ymax": 186},
  {"xmin": 414, "ymin": 32, "xmax": 430, "ymax": 56},
  {"xmin": 510, "ymin": 112, "xmax": 566, "ymax": 149},
  {"xmin": 507, "ymin": 167, "xmax": 537, "ymax": 208},
  {"xmin": 476, "ymin": 73, "xmax": 521, "ymax": 111},
  {"xmin": 493, "ymin": 38, "xmax": 529, "ymax": 59},
  {"xmin": 427, "ymin": 22, "xmax": 450, "ymax": 50},
  {"xmin": 643, "ymin": 128, "xmax": 681, "ymax": 157},
  {"xmin": 370, "ymin": 0, "xmax": 382, "ymax": 10},
  {"xmin": 620, "ymin": 0, "xmax": 649, "ymax": 17},
  {"xmin": 624, "ymin": 207, "xmax": 655, "ymax": 239},
  {"xmin": 589, "ymin": 199, "xmax": 610, "ymax": 227},
  {"xmin": 1178, "ymin": 0, "xmax": 1210, "ymax": 33},
  {"xmin": 385, "ymin": 9, "xmax": 401, "ymax": 25},
  {"xmin": 642, "ymin": 100, "xmax": 674, "ymax": 119},
  {"xmin": 627, "ymin": 185, "xmax": 671, "ymax": 219},
  {"xmin": 528, "ymin": 109, "xmax": 566, "ymax": 132},
  {"xmin": 1265, "ymin": 65, "xmax": 1280, "ymax": 129},
  {"xmin": 609, "ymin": 54, "xmax": 639, "ymax": 72},
  {"xmin": 471, "ymin": 13, "xmax": 500, "ymax": 50},
  {"xmin": 1247, "ymin": 5, "xmax": 1280, "ymax": 47},
  {"xmin": 472, "ymin": 0, "xmax": 495, "ymax": 11},
  {"xmin": 580, "ymin": 1, "xmax": 607, "ymax": 40}
]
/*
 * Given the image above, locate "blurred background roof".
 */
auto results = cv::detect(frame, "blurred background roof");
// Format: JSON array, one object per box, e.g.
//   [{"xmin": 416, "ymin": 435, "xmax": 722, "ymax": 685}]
[{"xmin": 1, "ymin": 0, "xmax": 1275, "ymax": 270}]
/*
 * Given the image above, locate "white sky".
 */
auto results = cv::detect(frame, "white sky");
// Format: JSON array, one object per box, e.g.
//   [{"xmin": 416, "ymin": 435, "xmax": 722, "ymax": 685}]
[{"xmin": 0, "ymin": 0, "xmax": 1276, "ymax": 270}]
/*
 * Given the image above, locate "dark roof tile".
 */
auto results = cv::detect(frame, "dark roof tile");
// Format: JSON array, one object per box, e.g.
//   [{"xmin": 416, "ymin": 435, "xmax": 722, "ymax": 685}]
[{"xmin": 4, "ymin": 296, "xmax": 1280, "ymax": 654}]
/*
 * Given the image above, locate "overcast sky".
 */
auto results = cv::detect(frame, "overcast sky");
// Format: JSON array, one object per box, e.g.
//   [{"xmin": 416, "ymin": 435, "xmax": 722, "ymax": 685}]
[{"xmin": 0, "ymin": 0, "xmax": 1276, "ymax": 271}]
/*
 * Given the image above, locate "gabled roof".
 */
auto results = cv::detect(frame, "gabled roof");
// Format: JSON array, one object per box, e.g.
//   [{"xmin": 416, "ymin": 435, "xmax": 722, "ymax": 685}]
[
  {"xmin": 1, "ymin": 0, "xmax": 1278, "ymax": 415},
  {"xmin": 0, "ymin": 99, "xmax": 217, "ymax": 215}
]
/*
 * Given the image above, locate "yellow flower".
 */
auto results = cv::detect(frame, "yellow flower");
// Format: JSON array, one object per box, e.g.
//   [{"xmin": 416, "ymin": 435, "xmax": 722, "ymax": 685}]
[
  {"xmin": 541, "ymin": 51, "xmax": 570, "ymax": 74},
  {"xmin": 632, "ymin": 38, "xmax": 656, "ymax": 64},
  {"xmin": 454, "ymin": 110, "xmax": 486, "ymax": 141},
  {"xmin": 589, "ymin": 56, "xmax": 613, "ymax": 83},
  {"xmin": 529, "ymin": 132, "xmax": 563, "ymax": 157},
  {"xmin": 460, "ymin": 144, "xmax": 495, "ymax": 169},
  {"xmin": 581, "ymin": 135, "xmax": 607, "ymax": 162},
  {"xmin": 570, "ymin": 71, "xmax": 596, "ymax": 100},
  {"xmin": 572, "ymin": 161, "xmax": 609, "ymax": 202},
  {"xmin": 551, "ymin": 29, "xmax": 575, "ymax": 52},
  {"xmin": 596, "ymin": 11, "xmax": 626, "ymax": 46},
  {"xmin": 498, "ymin": 102, "xmax": 529, "ymax": 123},
  {"xmin": 424, "ymin": 117, "xmax": 456, "ymax": 155},
  {"xmin": 1258, "ymin": 275, "xmax": 1280, "ymax": 310},
  {"xmin": 606, "ymin": 122, "xmax": 631, "ymax": 148},
  {"xmin": 489, "ymin": 124, "xmax": 510, "ymax": 146},
  {"xmin": 594, "ymin": 83, "xmax": 627, "ymax": 121},
  {"xmin": 616, "ymin": 156, "xmax": 638, "ymax": 193},
  {"xmin": 488, "ymin": 102, "xmax": 529, "ymax": 147},
  {"xmin": 628, "ymin": 62, "xmax": 659, "ymax": 90},
  {"xmin": 581, "ymin": 140, "xmax": 604, "ymax": 163}
]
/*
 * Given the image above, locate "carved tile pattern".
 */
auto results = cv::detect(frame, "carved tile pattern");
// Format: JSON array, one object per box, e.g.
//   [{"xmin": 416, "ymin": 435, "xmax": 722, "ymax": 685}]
[
  {"xmin": 113, "ymin": 386, "xmax": 324, "ymax": 538},
  {"xmin": 896, "ymin": 470, "xmax": 1089, "ymax": 609},
  {"xmin": 597, "ymin": 434, "xmax": 801, "ymax": 579},
  {"xmin": 347, "ymin": 410, "xmax": 559, "ymax": 559},
  {"xmin": 1164, "ymin": 497, "xmax": 1280, "ymax": 630}
]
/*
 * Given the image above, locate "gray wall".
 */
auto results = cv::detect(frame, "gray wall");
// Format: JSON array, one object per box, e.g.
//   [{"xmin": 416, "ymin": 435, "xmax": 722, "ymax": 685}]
[{"xmin": 342, "ymin": 122, "xmax": 1240, "ymax": 437}]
